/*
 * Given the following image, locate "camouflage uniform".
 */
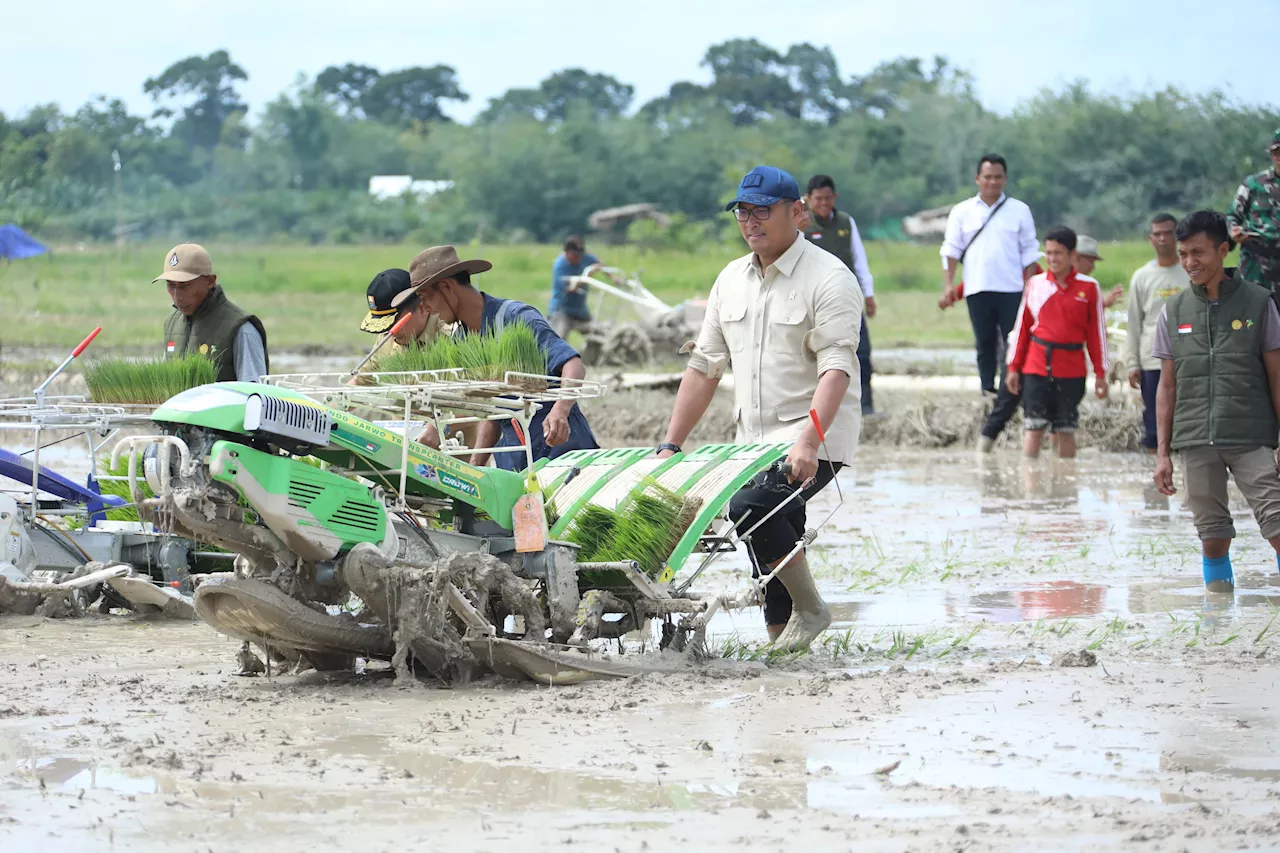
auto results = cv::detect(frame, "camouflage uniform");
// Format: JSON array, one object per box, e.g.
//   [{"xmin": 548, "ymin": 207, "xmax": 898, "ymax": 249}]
[{"xmin": 1227, "ymin": 128, "xmax": 1280, "ymax": 291}]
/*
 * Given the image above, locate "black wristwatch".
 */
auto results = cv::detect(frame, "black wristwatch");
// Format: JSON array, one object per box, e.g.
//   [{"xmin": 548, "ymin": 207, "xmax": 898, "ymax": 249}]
[{"xmin": 656, "ymin": 442, "xmax": 682, "ymax": 455}]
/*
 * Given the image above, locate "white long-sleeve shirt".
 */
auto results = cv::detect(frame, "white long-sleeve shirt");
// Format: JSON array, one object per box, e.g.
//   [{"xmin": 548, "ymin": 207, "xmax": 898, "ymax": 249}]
[
  {"xmin": 940, "ymin": 194, "xmax": 1039, "ymax": 296},
  {"xmin": 846, "ymin": 217, "xmax": 874, "ymax": 298}
]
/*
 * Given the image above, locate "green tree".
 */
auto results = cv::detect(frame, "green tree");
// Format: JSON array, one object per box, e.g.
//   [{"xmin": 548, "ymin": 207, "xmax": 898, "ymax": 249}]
[
  {"xmin": 143, "ymin": 50, "xmax": 249, "ymax": 151},
  {"xmin": 362, "ymin": 66, "xmax": 468, "ymax": 125},
  {"xmin": 315, "ymin": 63, "xmax": 381, "ymax": 117}
]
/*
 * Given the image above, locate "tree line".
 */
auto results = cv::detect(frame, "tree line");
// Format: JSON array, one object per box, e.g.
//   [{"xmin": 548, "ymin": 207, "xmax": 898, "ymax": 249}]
[{"xmin": 1, "ymin": 40, "xmax": 1277, "ymax": 246}]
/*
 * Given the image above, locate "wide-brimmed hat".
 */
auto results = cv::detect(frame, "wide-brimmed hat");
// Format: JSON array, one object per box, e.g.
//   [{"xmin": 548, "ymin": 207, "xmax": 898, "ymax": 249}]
[
  {"xmin": 360, "ymin": 268, "xmax": 413, "ymax": 334},
  {"xmin": 153, "ymin": 243, "xmax": 213, "ymax": 283},
  {"xmin": 393, "ymin": 245, "xmax": 492, "ymax": 308},
  {"xmin": 1076, "ymin": 235, "xmax": 1103, "ymax": 260}
]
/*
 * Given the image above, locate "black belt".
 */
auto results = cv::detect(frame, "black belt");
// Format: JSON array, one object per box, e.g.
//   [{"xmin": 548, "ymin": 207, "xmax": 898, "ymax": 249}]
[{"xmin": 1032, "ymin": 335, "xmax": 1083, "ymax": 379}]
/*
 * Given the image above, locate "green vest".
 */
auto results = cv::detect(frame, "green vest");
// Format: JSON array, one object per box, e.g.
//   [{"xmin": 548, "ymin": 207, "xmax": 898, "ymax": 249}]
[
  {"xmin": 806, "ymin": 209, "xmax": 857, "ymax": 272},
  {"xmin": 162, "ymin": 285, "xmax": 269, "ymax": 382},
  {"xmin": 1167, "ymin": 274, "xmax": 1277, "ymax": 450}
]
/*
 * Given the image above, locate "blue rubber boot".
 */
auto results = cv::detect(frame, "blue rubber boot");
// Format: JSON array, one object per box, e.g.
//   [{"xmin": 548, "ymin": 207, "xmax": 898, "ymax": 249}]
[{"xmin": 1203, "ymin": 554, "xmax": 1234, "ymax": 594}]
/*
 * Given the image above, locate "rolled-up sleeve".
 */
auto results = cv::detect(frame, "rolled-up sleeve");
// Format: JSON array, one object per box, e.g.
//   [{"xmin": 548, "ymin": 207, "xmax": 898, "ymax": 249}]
[
  {"xmin": 940, "ymin": 204, "xmax": 965, "ymax": 265},
  {"xmin": 1017, "ymin": 205, "xmax": 1040, "ymax": 268},
  {"xmin": 684, "ymin": 279, "xmax": 730, "ymax": 379},
  {"xmin": 803, "ymin": 269, "xmax": 861, "ymax": 376}
]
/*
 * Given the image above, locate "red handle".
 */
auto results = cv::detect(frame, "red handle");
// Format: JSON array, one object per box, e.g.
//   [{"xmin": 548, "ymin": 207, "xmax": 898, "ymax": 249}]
[
  {"xmin": 71, "ymin": 327, "xmax": 102, "ymax": 358},
  {"xmin": 808, "ymin": 408, "xmax": 826, "ymax": 444},
  {"xmin": 511, "ymin": 419, "xmax": 526, "ymax": 446},
  {"xmin": 388, "ymin": 313, "xmax": 413, "ymax": 336}
]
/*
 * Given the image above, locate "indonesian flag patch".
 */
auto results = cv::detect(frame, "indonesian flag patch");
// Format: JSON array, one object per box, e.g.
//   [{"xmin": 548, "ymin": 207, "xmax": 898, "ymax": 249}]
[
  {"xmin": 166, "ymin": 341, "xmax": 176, "ymax": 352},
  {"xmin": 1177, "ymin": 324, "xmax": 1193, "ymax": 335}
]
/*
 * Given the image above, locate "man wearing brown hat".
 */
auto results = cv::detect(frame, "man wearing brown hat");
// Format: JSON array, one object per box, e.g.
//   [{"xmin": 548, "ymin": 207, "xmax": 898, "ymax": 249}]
[
  {"xmin": 156, "ymin": 243, "xmax": 269, "ymax": 382},
  {"xmin": 394, "ymin": 246, "xmax": 598, "ymax": 471}
]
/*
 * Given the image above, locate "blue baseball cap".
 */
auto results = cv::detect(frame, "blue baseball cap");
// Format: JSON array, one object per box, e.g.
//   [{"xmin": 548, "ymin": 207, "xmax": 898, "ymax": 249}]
[{"xmin": 724, "ymin": 165, "xmax": 802, "ymax": 211}]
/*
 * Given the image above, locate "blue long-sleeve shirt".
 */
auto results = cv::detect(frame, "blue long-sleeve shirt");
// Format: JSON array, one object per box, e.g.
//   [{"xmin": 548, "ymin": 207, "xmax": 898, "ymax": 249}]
[{"xmin": 548, "ymin": 252, "xmax": 599, "ymax": 319}]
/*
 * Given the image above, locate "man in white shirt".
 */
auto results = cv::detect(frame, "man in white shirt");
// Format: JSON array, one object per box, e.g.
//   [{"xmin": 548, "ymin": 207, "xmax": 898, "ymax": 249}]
[
  {"xmin": 658, "ymin": 165, "xmax": 862, "ymax": 651},
  {"xmin": 804, "ymin": 174, "xmax": 878, "ymax": 415},
  {"xmin": 941, "ymin": 154, "xmax": 1041, "ymax": 396}
]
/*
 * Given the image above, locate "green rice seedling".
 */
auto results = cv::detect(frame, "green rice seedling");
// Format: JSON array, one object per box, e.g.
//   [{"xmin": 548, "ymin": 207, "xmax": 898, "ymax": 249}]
[
  {"xmin": 91, "ymin": 456, "xmax": 154, "ymax": 523},
  {"xmin": 375, "ymin": 336, "xmax": 458, "ymax": 375},
  {"xmin": 564, "ymin": 504, "xmax": 618, "ymax": 561},
  {"xmin": 491, "ymin": 322, "xmax": 547, "ymax": 380},
  {"xmin": 1255, "ymin": 608, "xmax": 1280, "ymax": 644},
  {"xmin": 83, "ymin": 356, "xmax": 216, "ymax": 405},
  {"xmin": 595, "ymin": 479, "xmax": 688, "ymax": 578}
]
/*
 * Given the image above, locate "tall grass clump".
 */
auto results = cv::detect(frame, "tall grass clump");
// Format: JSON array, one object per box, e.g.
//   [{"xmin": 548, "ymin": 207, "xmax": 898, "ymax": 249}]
[
  {"xmin": 373, "ymin": 322, "xmax": 547, "ymax": 382},
  {"xmin": 84, "ymin": 356, "xmax": 216, "ymax": 405}
]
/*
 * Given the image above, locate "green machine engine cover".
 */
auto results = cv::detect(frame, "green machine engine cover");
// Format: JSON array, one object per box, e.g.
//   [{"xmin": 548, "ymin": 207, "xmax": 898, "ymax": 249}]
[{"xmin": 208, "ymin": 440, "xmax": 394, "ymax": 562}]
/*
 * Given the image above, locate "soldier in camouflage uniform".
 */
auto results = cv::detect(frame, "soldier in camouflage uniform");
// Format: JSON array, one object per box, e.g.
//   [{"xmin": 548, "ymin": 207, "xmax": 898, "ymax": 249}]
[{"xmin": 1228, "ymin": 128, "xmax": 1280, "ymax": 296}]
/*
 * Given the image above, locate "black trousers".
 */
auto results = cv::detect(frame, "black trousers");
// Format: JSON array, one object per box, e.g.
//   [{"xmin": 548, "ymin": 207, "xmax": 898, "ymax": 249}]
[
  {"xmin": 728, "ymin": 462, "xmax": 842, "ymax": 626},
  {"xmin": 966, "ymin": 291, "xmax": 1023, "ymax": 394},
  {"xmin": 857, "ymin": 315, "xmax": 873, "ymax": 414}
]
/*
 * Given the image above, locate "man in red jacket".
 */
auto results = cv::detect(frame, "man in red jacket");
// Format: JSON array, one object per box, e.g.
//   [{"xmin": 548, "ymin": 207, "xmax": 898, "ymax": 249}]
[{"xmin": 1006, "ymin": 226, "xmax": 1110, "ymax": 458}]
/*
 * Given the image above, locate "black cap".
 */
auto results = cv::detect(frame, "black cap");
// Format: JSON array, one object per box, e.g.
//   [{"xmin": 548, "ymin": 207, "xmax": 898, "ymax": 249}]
[{"xmin": 360, "ymin": 269, "xmax": 414, "ymax": 333}]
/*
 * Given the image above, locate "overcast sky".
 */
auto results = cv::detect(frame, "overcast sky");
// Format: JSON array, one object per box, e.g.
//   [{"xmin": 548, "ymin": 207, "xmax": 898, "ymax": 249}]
[{"xmin": 4, "ymin": 0, "xmax": 1276, "ymax": 122}]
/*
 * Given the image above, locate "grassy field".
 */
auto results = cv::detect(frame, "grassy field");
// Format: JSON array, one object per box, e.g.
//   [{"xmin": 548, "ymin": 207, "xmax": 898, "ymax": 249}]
[{"xmin": 0, "ymin": 240, "xmax": 1160, "ymax": 359}]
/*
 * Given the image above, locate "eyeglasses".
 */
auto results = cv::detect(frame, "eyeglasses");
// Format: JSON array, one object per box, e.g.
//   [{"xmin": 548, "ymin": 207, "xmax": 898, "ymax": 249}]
[{"xmin": 733, "ymin": 205, "xmax": 775, "ymax": 222}]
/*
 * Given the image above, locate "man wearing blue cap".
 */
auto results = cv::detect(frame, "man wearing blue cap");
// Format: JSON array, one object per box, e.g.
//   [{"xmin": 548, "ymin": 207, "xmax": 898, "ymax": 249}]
[{"xmin": 656, "ymin": 165, "xmax": 863, "ymax": 651}]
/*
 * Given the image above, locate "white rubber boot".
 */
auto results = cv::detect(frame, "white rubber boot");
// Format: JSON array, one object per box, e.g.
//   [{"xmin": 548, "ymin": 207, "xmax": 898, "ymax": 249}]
[{"xmin": 770, "ymin": 555, "xmax": 831, "ymax": 651}]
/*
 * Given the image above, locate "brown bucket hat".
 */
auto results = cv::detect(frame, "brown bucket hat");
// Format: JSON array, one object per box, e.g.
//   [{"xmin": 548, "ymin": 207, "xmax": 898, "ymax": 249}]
[{"xmin": 393, "ymin": 245, "xmax": 492, "ymax": 307}]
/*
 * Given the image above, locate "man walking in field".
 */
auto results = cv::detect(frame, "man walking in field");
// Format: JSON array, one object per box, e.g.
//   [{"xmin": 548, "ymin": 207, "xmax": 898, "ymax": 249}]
[
  {"xmin": 547, "ymin": 236, "xmax": 609, "ymax": 339},
  {"xmin": 1074, "ymin": 236, "xmax": 1124, "ymax": 308},
  {"xmin": 804, "ymin": 174, "xmax": 878, "ymax": 415},
  {"xmin": 1125, "ymin": 214, "xmax": 1187, "ymax": 454},
  {"xmin": 1228, "ymin": 128, "xmax": 1280, "ymax": 300},
  {"xmin": 156, "ymin": 243, "xmax": 269, "ymax": 382},
  {"xmin": 1153, "ymin": 211, "xmax": 1280, "ymax": 593},
  {"xmin": 940, "ymin": 154, "xmax": 1041, "ymax": 398},
  {"xmin": 1006, "ymin": 227, "xmax": 1109, "ymax": 459},
  {"xmin": 657, "ymin": 165, "xmax": 862, "ymax": 651}
]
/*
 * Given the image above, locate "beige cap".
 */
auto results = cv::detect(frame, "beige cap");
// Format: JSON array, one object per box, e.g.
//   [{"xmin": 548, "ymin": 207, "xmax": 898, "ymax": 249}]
[
  {"xmin": 1076, "ymin": 235, "xmax": 1103, "ymax": 260},
  {"xmin": 153, "ymin": 243, "xmax": 213, "ymax": 283}
]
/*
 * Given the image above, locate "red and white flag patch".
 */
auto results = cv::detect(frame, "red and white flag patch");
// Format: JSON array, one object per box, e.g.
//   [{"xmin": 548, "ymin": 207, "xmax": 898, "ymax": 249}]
[
  {"xmin": 166, "ymin": 341, "xmax": 176, "ymax": 352},
  {"xmin": 1177, "ymin": 324, "xmax": 1193, "ymax": 335}
]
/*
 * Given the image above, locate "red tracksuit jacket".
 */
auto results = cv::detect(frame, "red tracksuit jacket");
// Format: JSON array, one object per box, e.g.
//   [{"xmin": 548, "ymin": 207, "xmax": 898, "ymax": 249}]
[{"xmin": 1007, "ymin": 269, "xmax": 1109, "ymax": 379}]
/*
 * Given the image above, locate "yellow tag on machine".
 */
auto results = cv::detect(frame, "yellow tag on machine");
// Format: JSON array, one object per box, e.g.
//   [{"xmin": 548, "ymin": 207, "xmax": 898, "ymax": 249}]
[{"xmin": 510, "ymin": 419, "xmax": 549, "ymax": 553}]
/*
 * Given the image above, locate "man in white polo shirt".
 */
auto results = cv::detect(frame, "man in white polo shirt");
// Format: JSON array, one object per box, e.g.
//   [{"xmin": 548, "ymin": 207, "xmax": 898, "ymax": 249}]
[
  {"xmin": 941, "ymin": 154, "xmax": 1041, "ymax": 397},
  {"xmin": 657, "ymin": 165, "xmax": 862, "ymax": 651}
]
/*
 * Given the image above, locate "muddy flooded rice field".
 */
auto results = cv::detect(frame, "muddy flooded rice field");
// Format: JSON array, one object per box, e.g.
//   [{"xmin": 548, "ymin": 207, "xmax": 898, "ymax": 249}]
[{"xmin": 3, "ymin": 440, "xmax": 1279, "ymax": 852}]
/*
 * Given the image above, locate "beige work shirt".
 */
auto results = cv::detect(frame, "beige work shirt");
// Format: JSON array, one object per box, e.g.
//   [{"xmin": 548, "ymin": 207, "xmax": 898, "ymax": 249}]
[{"xmin": 686, "ymin": 232, "xmax": 863, "ymax": 462}]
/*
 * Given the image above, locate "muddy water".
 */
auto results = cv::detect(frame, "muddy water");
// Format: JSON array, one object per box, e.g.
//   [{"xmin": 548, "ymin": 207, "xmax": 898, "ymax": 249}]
[
  {"xmin": 4, "ymin": 450, "xmax": 1280, "ymax": 851},
  {"xmin": 696, "ymin": 449, "xmax": 1280, "ymax": 644}
]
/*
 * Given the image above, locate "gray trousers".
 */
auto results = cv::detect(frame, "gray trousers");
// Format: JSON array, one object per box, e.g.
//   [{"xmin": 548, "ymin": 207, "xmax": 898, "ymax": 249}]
[{"xmin": 1180, "ymin": 445, "xmax": 1280, "ymax": 540}]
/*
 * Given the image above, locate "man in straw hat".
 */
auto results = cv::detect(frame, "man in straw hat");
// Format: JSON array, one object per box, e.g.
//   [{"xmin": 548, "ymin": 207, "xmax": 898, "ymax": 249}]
[
  {"xmin": 395, "ymin": 245, "xmax": 599, "ymax": 471},
  {"xmin": 156, "ymin": 243, "xmax": 269, "ymax": 382}
]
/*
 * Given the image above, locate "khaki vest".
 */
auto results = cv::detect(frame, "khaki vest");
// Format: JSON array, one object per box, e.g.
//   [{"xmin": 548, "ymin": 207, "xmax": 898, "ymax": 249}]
[
  {"xmin": 806, "ymin": 209, "xmax": 857, "ymax": 272},
  {"xmin": 162, "ymin": 285, "xmax": 269, "ymax": 382},
  {"xmin": 1167, "ymin": 274, "xmax": 1277, "ymax": 450}
]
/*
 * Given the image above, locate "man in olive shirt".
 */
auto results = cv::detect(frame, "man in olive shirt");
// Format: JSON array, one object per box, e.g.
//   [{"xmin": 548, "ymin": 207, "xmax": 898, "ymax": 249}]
[
  {"xmin": 1152, "ymin": 210, "xmax": 1280, "ymax": 593},
  {"xmin": 659, "ymin": 165, "xmax": 862, "ymax": 651},
  {"xmin": 1126, "ymin": 214, "xmax": 1187, "ymax": 453}
]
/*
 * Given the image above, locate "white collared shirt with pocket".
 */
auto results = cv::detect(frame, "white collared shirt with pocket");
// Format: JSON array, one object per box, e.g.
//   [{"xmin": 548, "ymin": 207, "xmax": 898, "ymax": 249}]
[
  {"xmin": 940, "ymin": 193, "xmax": 1040, "ymax": 295},
  {"xmin": 684, "ymin": 232, "xmax": 863, "ymax": 463}
]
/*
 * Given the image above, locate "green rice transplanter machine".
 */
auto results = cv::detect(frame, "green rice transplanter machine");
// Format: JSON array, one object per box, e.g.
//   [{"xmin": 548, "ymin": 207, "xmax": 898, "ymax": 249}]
[{"xmin": 114, "ymin": 361, "xmax": 819, "ymax": 684}]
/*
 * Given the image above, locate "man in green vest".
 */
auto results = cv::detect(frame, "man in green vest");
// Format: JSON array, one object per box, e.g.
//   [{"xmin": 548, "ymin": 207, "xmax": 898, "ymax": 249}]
[
  {"xmin": 1153, "ymin": 210, "xmax": 1280, "ymax": 593},
  {"xmin": 804, "ymin": 175, "xmax": 876, "ymax": 415},
  {"xmin": 155, "ymin": 243, "xmax": 269, "ymax": 382}
]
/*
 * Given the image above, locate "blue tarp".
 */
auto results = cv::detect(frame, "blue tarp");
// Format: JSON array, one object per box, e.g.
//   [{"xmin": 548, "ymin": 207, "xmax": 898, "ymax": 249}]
[{"xmin": 0, "ymin": 224, "xmax": 48, "ymax": 260}]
